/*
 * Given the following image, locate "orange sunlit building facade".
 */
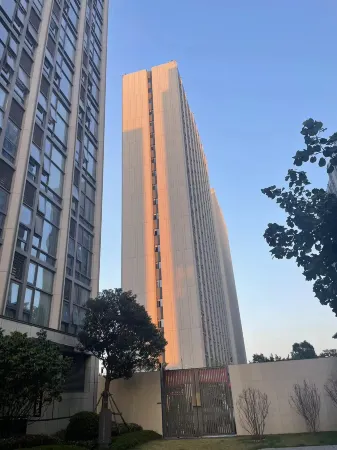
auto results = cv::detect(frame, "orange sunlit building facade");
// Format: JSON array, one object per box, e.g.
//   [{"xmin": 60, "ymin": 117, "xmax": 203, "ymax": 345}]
[{"xmin": 122, "ymin": 61, "xmax": 246, "ymax": 368}]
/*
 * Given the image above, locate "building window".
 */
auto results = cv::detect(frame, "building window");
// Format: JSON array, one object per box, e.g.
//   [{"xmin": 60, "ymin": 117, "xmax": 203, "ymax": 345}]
[
  {"xmin": 38, "ymin": 195, "xmax": 60, "ymax": 226},
  {"xmin": 49, "ymin": 92, "xmax": 69, "ymax": 146},
  {"xmin": 74, "ymin": 284, "xmax": 90, "ymax": 307},
  {"xmin": 40, "ymin": 139, "xmax": 65, "ymax": 200},
  {"xmin": 24, "ymin": 286, "xmax": 51, "ymax": 327},
  {"xmin": 71, "ymin": 304, "xmax": 86, "ymax": 332},
  {"xmin": 27, "ymin": 262, "xmax": 54, "ymax": 292},
  {"xmin": 17, "ymin": 224, "xmax": 30, "ymax": 250},
  {"xmin": 33, "ymin": 215, "xmax": 58, "ymax": 258},
  {"xmin": 7, "ymin": 280, "xmax": 20, "ymax": 307},
  {"xmin": 20, "ymin": 205, "xmax": 33, "ymax": 226},
  {"xmin": 2, "ymin": 120, "xmax": 20, "ymax": 162},
  {"xmin": 43, "ymin": 57, "xmax": 53, "ymax": 79},
  {"xmin": 23, "ymin": 262, "xmax": 53, "ymax": 326},
  {"xmin": 75, "ymin": 226, "xmax": 92, "ymax": 285},
  {"xmin": 0, "ymin": 84, "xmax": 7, "ymax": 129},
  {"xmin": 0, "ymin": 187, "xmax": 8, "ymax": 237},
  {"xmin": 79, "ymin": 177, "xmax": 95, "ymax": 226},
  {"xmin": 83, "ymin": 134, "xmax": 97, "ymax": 180}
]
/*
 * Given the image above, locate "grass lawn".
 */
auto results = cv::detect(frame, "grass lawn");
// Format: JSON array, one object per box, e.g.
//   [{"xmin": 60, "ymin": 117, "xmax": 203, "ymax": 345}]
[
  {"xmin": 139, "ymin": 432, "xmax": 337, "ymax": 450},
  {"xmin": 27, "ymin": 446, "xmax": 86, "ymax": 450}
]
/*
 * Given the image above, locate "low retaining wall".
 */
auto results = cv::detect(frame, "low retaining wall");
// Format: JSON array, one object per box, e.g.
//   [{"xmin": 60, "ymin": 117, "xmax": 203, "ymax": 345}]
[{"xmin": 97, "ymin": 371, "xmax": 162, "ymax": 435}]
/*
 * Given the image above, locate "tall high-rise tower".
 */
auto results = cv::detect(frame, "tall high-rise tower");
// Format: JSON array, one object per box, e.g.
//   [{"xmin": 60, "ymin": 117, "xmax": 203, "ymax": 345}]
[
  {"xmin": 122, "ymin": 61, "xmax": 246, "ymax": 368},
  {"xmin": 0, "ymin": 0, "xmax": 108, "ymax": 427}
]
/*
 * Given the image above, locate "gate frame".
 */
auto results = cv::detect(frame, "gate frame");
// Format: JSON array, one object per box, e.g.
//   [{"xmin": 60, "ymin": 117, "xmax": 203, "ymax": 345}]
[{"xmin": 160, "ymin": 366, "xmax": 236, "ymax": 439}]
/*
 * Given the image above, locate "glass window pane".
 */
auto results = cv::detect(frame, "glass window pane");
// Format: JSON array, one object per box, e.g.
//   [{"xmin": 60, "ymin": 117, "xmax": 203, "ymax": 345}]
[
  {"xmin": 48, "ymin": 163, "xmax": 63, "ymax": 196},
  {"xmin": 41, "ymin": 220, "xmax": 58, "ymax": 256},
  {"xmin": 64, "ymin": 37, "xmax": 75, "ymax": 62},
  {"xmin": 24, "ymin": 287, "xmax": 33, "ymax": 311},
  {"xmin": 0, "ymin": 86, "xmax": 7, "ymax": 109},
  {"xmin": 31, "ymin": 291, "xmax": 51, "ymax": 326},
  {"xmin": 20, "ymin": 205, "xmax": 32, "ymax": 226},
  {"xmin": 0, "ymin": 21, "xmax": 9, "ymax": 44},
  {"xmin": 30, "ymin": 143, "xmax": 41, "ymax": 162},
  {"xmin": 60, "ymin": 75, "xmax": 72, "ymax": 100},
  {"xmin": 8, "ymin": 281, "xmax": 20, "ymax": 305},
  {"xmin": 36, "ymin": 265, "xmax": 54, "ymax": 292},
  {"xmin": 6, "ymin": 121, "xmax": 20, "ymax": 145},
  {"xmin": 68, "ymin": 5, "xmax": 78, "ymax": 28},
  {"xmin": 52, "ymin": 147, "xmax": 65, "ymax": 170},
  {"xmin": 44, "ymin": 138, "xmax": 52, "ymax": 156},
  {"xmin": 27, "ymin": 262, "xmax": 37, "ymax": 284},
  {"xmin": 62, "ymin": 300, "xmax": 70, "ymax": 322},
  {"xmin": 54, "ymin": 116, "xmax": 67, "ymax": 144},
  {"xmin": 75, "ymin": 284, "xmax": 90, "ymax": 307},
  {"xmin": 0, "ymin": 188, "xmax": 8, "ymax": 213},
  {"xmin": 43, "ymin": 196, "xmax": 60, "ymax": 226}
]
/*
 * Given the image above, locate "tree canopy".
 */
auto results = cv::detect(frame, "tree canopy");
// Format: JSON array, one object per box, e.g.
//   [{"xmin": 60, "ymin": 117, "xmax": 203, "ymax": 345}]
[
  {"xmin": 262, "ymin": 119, "xmax": 337, "ymax": 315},
  {"xmin": 251, "ymin": 340, "xmax": 337, "ymax": 362},
  {"xmin": 0, "ymin": 329, "xmax": 71, "ymax": 431},
  {"xmin": 78, "ymin": 289, "xmax": 167, "ymax": 386},
  {"xmin": 319, "ymin": 349, "xmax": 337, "ymax": 358},
  {"xmin": 252, "ymin": 353, "xmax": 284, "ymax": 363},
  {"xmin": 291, "ymin": 340, "xmax": 317, "ymax": 360}
]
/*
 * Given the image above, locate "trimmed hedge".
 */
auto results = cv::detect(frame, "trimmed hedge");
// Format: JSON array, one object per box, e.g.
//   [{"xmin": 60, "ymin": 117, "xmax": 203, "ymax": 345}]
[
  {"xmin": 65, "ymin": 412, "xmax": 99, "ymax": 442},
  {"xmin": 110, "ymin": 430, "xmax": 161, "ymax": 449},
  {"xmin": 28, "ymin": 446, "xmax": 87, "ymax": 450},
  {"xmin": 111, "ymin": 423, "xmax": 142, "ymax": 436},
  {"xmin": 0, "ymin": 434, "xmax": 61, "ymax": 450},
  {"xmin": 64, "ymin": 441, "xmax": 96, "ymax": 449}
]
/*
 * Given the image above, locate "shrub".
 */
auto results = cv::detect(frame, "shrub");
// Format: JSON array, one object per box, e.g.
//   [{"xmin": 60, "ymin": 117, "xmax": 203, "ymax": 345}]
[
  {"xmin": 28, "ymin": 446, "xmax": 87, "ymax": 450},
  {"xmin": 111, "ymin": 423, "xmax": 143, "ymax": 436},
  {"xmin": 65, "ymin": 441, "xmax": 96, "ymax": 450},
  {"xmin": 65, "ymin": 412, "xmax": 99, "ymax": 442},
  {"xmin": 289, "ymin": 380, "xmax": 321, "ymax": 432},
  {"xmin": 0, "ymin": 434, "xmax": 60, "ymax": 450},
  {"xmin": 236, "ymin": 387, "xmax": 270, "ymax": 440},
  {"xmin": 110, "ymin": 430, "xmax": 161, "ymax": 450}
]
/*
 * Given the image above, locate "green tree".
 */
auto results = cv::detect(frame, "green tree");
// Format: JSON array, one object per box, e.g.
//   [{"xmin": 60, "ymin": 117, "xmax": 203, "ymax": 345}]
[
  {"xmin": 0, "ymin": 329, "xmax": 71, "ymax": 435},
  {"xmin": 78, "ymin": 288, "xmax": 167, "ymax": 405},
  {"xmin": 291, "ymin": 340, "xmax": 317, "ymax": 360},
  {"xmin": 252, "ymin": 353, "xmax": 283, "ymax": 363},
  {"xmin": 319, "ymin": 349, "xmax": 337, "ymax": 358},
  {"xmin": 262, "ymin": 119, "xmax": 337, "ymax": 315}
]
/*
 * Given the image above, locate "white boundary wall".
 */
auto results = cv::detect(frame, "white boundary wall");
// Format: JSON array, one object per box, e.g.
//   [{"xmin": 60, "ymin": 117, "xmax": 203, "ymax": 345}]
[{"xmin": 229, "ymin": 358, "xmax": 337, "ymax": 435}]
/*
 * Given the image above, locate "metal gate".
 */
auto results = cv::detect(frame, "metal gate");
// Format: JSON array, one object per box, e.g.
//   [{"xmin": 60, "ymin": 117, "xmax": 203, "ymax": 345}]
[{"xmin": 161, "ymin": 367, "xmax": 236, "ymax": 438}]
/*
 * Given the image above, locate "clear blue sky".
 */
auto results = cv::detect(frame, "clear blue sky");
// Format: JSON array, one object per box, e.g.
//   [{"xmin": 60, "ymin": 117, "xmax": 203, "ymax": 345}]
[{"xmin": 100, "ymin": 0, "xmax": 337, "ymax": 360}]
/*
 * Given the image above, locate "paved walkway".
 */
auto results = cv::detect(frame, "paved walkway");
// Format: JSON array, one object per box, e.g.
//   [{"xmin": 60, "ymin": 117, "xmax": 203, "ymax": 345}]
[{"xmin": 263, "ymin": 447, "xmax": 337, "ymax": 450}]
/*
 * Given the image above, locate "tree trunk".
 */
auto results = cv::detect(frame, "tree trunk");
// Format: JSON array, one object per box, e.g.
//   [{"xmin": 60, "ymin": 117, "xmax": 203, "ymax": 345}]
[
  {"xmin": 99, "ymin": 377, "xmax": 112, "ymax": 449},
  {"xmin": 101, "ymin": 377, "xmax": 111, "ymax": 411}
]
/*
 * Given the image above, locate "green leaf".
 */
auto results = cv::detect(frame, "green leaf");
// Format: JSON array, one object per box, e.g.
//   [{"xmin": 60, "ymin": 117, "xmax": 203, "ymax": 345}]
[
  {"xmin": 262, "ymin": 119, "xmax": 337, "ymax": 318},
  {"xmin": 0, "ymin": 329, "xmax": 72, "ymax": 422},
  {"xmin": 77, "ymin": 289, "xmax": 167, "ymax": 383}
]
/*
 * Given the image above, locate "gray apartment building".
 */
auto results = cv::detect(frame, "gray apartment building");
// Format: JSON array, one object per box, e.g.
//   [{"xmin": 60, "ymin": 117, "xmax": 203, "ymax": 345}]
[
  {"xmin": 122, "ymin": 61, "xmax": 246, "ymax": 369},
  {"xmin": 0, "ymin": 0, "xmax": 108, "ymax": 432}
]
